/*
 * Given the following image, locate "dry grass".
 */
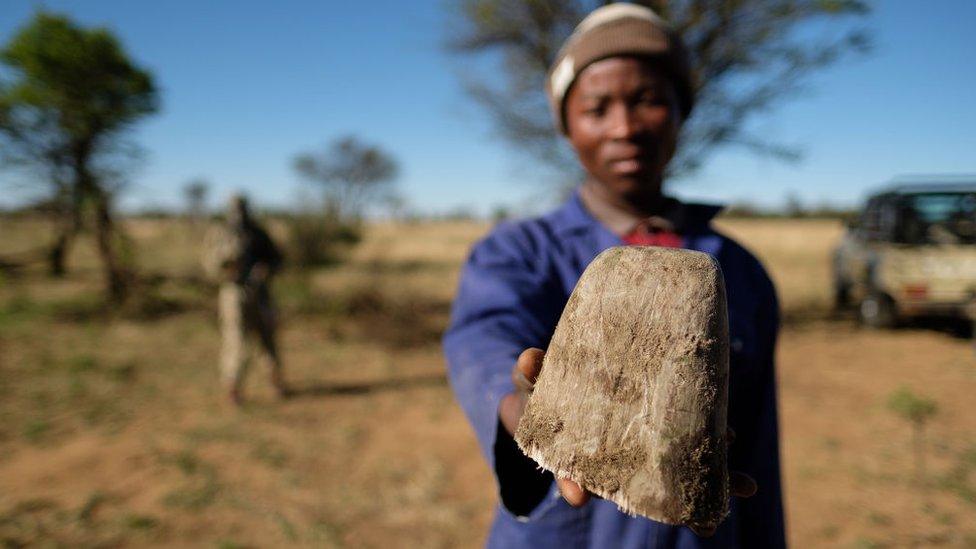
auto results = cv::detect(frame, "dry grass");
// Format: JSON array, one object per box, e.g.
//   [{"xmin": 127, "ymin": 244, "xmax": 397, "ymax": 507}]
[
  {"xmin": 0, "ymin": 216, "xmax": 974, "ymax": 548},
  {"xmin": 713, "ymin": 218, "xmax": 845, "ymax": 318}
]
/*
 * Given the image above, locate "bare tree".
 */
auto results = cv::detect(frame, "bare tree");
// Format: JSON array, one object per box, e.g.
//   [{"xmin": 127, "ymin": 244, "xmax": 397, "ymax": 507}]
[
  {"xmin": 447, "ymin": 0, "xmax": 870, "ymax": 182},
  {"xmin": 183, "ymin": 178, "xmax": 210, "ymax": 222},
  {"xmin": 293, "ymin": 136, "xmax": 400, "ymax": 223}
]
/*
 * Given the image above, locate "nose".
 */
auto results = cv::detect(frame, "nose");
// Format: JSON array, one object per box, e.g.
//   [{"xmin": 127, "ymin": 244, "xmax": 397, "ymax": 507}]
[{"xmin": 607, "ymin": 103, "xmax": 640, "ymax": 140}]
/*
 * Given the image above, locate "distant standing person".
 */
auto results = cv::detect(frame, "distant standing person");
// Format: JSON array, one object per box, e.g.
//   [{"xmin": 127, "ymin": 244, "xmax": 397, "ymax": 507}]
[{"xmin": 205, "ymin": 194, "xmax": 288, "ymax": 405}]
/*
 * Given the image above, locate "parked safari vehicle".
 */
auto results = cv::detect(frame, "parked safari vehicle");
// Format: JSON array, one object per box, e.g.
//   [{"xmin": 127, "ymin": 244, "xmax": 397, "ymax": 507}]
[{"xmin": 833, "ymin": 182, "xmax": 976, "ymax": 328}]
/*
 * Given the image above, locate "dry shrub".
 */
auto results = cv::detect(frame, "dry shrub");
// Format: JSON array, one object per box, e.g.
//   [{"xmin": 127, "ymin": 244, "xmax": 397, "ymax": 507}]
[
  {"xmin": 285, "ymin": 215, "xmax": 361, "ymax": 268},
  {"xmin": 345, "ymin": 288, "xmax": 448, "ymax": 348},
  {"xmin": 279, "ymin": 280, "xmax": 449, "ymax": 349}
]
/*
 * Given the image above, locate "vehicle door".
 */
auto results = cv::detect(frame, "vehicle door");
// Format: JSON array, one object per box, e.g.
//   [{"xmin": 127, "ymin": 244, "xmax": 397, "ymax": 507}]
[{"xmin": 846, "ymin": 196, "xmax": 890, "ymax": 298}]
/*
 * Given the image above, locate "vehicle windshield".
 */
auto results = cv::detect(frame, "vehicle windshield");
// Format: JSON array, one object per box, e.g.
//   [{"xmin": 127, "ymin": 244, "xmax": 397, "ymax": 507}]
[{"xmin": 897, "ymin": 192, "xmax": 976, "ymax": 245}]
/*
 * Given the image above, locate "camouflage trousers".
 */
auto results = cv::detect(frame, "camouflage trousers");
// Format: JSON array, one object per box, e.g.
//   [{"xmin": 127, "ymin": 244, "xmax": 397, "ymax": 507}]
[{"xmin": 219, "ymin": 283, "xmax": 282, "ymax": 391}]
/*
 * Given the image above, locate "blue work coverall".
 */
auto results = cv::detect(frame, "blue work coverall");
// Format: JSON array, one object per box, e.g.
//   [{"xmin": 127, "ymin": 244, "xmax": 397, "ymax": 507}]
[{"xmin": 443, "ymin": 190, "xmax": 786, "ymax": 548}]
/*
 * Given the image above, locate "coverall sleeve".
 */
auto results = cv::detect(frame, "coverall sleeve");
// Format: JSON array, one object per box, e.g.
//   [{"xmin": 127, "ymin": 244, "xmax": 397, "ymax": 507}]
[
  {"xmin": 736, "ymin": 271, "xmax": 787, "ymax": 548},
  {"xmin": 443, "ymin": 226, "xmax": 564, "ymax": 518}
]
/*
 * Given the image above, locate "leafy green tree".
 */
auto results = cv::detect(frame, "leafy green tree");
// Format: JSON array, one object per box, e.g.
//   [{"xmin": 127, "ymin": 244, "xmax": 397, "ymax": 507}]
[
  {"xmin": 0, "ymin": 12, "xmax": 159, "ymax": 300},
  {"xmin": 447, "ymin": 0, "xmax": 870, "ymax": 182}
]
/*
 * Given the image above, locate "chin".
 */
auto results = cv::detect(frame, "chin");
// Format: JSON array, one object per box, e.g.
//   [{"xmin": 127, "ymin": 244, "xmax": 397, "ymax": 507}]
[{"xmin": 605, "ymin": 173, "xmax": 661, "ymax": 200}]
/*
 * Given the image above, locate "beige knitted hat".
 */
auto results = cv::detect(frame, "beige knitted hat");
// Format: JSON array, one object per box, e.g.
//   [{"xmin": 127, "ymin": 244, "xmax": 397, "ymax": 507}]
[{"xmin": 546, "ymin": 3, "xmax": 695, "ymax": 134}]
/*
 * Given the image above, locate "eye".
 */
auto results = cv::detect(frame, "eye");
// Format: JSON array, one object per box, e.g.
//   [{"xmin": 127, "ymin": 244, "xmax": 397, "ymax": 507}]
[
  {"xmin": 581, "ymin": 101, "xmax": 607, "ymax": 116},
  {"xmin": 636, "ymin": 93, "xmax": 666, "ymax": 107}
]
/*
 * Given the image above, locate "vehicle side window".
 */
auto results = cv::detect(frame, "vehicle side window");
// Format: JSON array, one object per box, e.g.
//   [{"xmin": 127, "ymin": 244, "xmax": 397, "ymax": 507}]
[
  {"xmin": 857, "ymin": 189, "xmax": 976, "ymax": 245},
  {"xmin": 879, "ymin": 200, "xmax": 898, "ymax": 241}
]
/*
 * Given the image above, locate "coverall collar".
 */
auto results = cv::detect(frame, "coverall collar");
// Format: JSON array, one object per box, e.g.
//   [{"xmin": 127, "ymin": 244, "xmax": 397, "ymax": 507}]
[{"xmin": 550, "ymin": 186, "xmax": 725, "ymax": 237}]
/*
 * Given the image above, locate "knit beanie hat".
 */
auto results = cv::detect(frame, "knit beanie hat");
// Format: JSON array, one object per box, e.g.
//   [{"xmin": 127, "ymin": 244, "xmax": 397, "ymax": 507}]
[{"xmin": 546, "ymin": 3, "xmax": 695, "ymax": 134}]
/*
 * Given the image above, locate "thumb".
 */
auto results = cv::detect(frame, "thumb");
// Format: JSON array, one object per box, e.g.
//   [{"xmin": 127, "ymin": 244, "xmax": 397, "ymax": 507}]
[
  {"xmin": 514, "ymin": 348, "xmax": 545, "ymax": 390},
  {"xmin": 557, "ymin": 477, "xmax": 590, "ymax": 507}
]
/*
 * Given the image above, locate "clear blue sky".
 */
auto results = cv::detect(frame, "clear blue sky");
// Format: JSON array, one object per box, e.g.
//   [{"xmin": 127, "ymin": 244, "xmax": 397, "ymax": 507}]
[{"xmin": 2, "ymin": 1, "xmax": 975, "ymax": 215}]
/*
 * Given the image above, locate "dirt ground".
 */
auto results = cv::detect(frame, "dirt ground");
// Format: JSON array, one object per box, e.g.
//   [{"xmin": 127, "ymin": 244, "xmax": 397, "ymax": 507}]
[{"xmin": 0, "ymin": 216, "xmax": 974, "ymax": 548}]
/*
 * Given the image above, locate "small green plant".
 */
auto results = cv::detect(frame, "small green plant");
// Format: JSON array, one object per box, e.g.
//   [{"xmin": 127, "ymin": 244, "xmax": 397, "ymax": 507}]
[
  {"xmin": 819, "ymin": 524, "xmax": 839, "ymax": 540},
  {"xmin": 109, "ymin": 361, "xmax": 138, "ymax": 383},
  {"xmin": 174, "ymin": 450, "xmax": 201, "ymax": 475},
  {"xmin": 69, "ymin": 354, "xmax": 98, "ymax": 373},
  {"xmin": 161, "ymin": 449, "xmax": 220, "ymax": 510},
  {"xmin": 251, "ymin": 440, "xmax": 289, "ymax": 469},
  {"xmin": 0, "ymin": 294, "xmax": 39, "ymax": 327},
  {"xmin": 215, "ymin": 541, "xmax": 249, "ymax": 549},
  {"xmin": 887, "ymin": 386, "xmax": 938, "ymax": 484},
  {"xmin": 934, "ymin": 510, "xmax": 955, "ymax": 526},
  {"xmin": 866, "ymin": 511, "xmax": 891, "ymax": 526},
  {"xmin": 851, "ymin": 538, "xmax": 884, "ymax": 549},
  {"xmin": 77, "ymin": 491, "xmax": 107, "ymax": 523},
  {"xmin": 22, "ymin": 418, "xmax": 50, "ymax": 442},
  {"xmin": 162, "ymin": 479, "xmax": 219, "ymax": 510},
  {"xmin": 274, "ymin": 512, "xmax": 299, "ymax": 542},
  {"xmin": 937, "ymin": 444, "xmax": 976, "ymax": 505},
  {"xmin": 124, "ymin": 513, "xmax": 159, "ymax": 530}
]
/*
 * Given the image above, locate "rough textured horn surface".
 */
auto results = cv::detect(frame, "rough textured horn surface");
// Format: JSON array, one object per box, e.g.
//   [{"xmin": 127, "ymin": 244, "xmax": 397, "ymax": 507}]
[{"xmin": 515, "ymin": 246, "xmax": 730, "ymax": 531}]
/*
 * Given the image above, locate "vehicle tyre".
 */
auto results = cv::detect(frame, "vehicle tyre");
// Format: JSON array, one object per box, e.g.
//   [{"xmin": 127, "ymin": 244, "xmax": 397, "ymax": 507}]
[
  {"xmin": 859, "ymin": 292, "xmax": 898, "ymax": 329},
  {"xmin": 833, "ymin": 276, "xmax": 851, "ymax": 309},
  {"xmin": 831, "ymin": 251, "xmax": 849, "ymax": 309}
]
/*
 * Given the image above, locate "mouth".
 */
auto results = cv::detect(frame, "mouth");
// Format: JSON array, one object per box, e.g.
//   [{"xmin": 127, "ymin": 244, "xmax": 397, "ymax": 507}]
[{"xmin": 608, "ymin": 156, "xmax": 652, "ymax": 176}]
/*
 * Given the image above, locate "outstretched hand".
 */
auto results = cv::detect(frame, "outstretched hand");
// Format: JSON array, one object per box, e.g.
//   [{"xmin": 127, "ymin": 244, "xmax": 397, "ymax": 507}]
[
  {"xmin": 499, "ymin": 349, "xmax": 591, "ymax": 508},
  {"xmin": 499, "ymin": 347, "xmax": 758, "ymax": 538}
]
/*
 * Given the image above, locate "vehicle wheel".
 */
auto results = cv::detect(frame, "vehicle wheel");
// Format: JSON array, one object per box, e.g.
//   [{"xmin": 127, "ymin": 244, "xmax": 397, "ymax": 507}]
[{"xmin": 859, "ymin": 292, "xmax": 898, "ymax": 329}]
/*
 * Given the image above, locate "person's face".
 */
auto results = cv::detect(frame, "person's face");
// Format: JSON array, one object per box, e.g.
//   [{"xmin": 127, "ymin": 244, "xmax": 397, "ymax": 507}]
[{"xmin": 564, "ymin": 56, "xmax": 681, "ymax": 205}]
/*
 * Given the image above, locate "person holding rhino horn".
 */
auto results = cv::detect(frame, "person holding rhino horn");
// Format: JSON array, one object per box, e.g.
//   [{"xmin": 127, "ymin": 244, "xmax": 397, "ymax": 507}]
[{"xmin": 444, "ymin": 3, "xmax": 785, "ymax": 547}]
